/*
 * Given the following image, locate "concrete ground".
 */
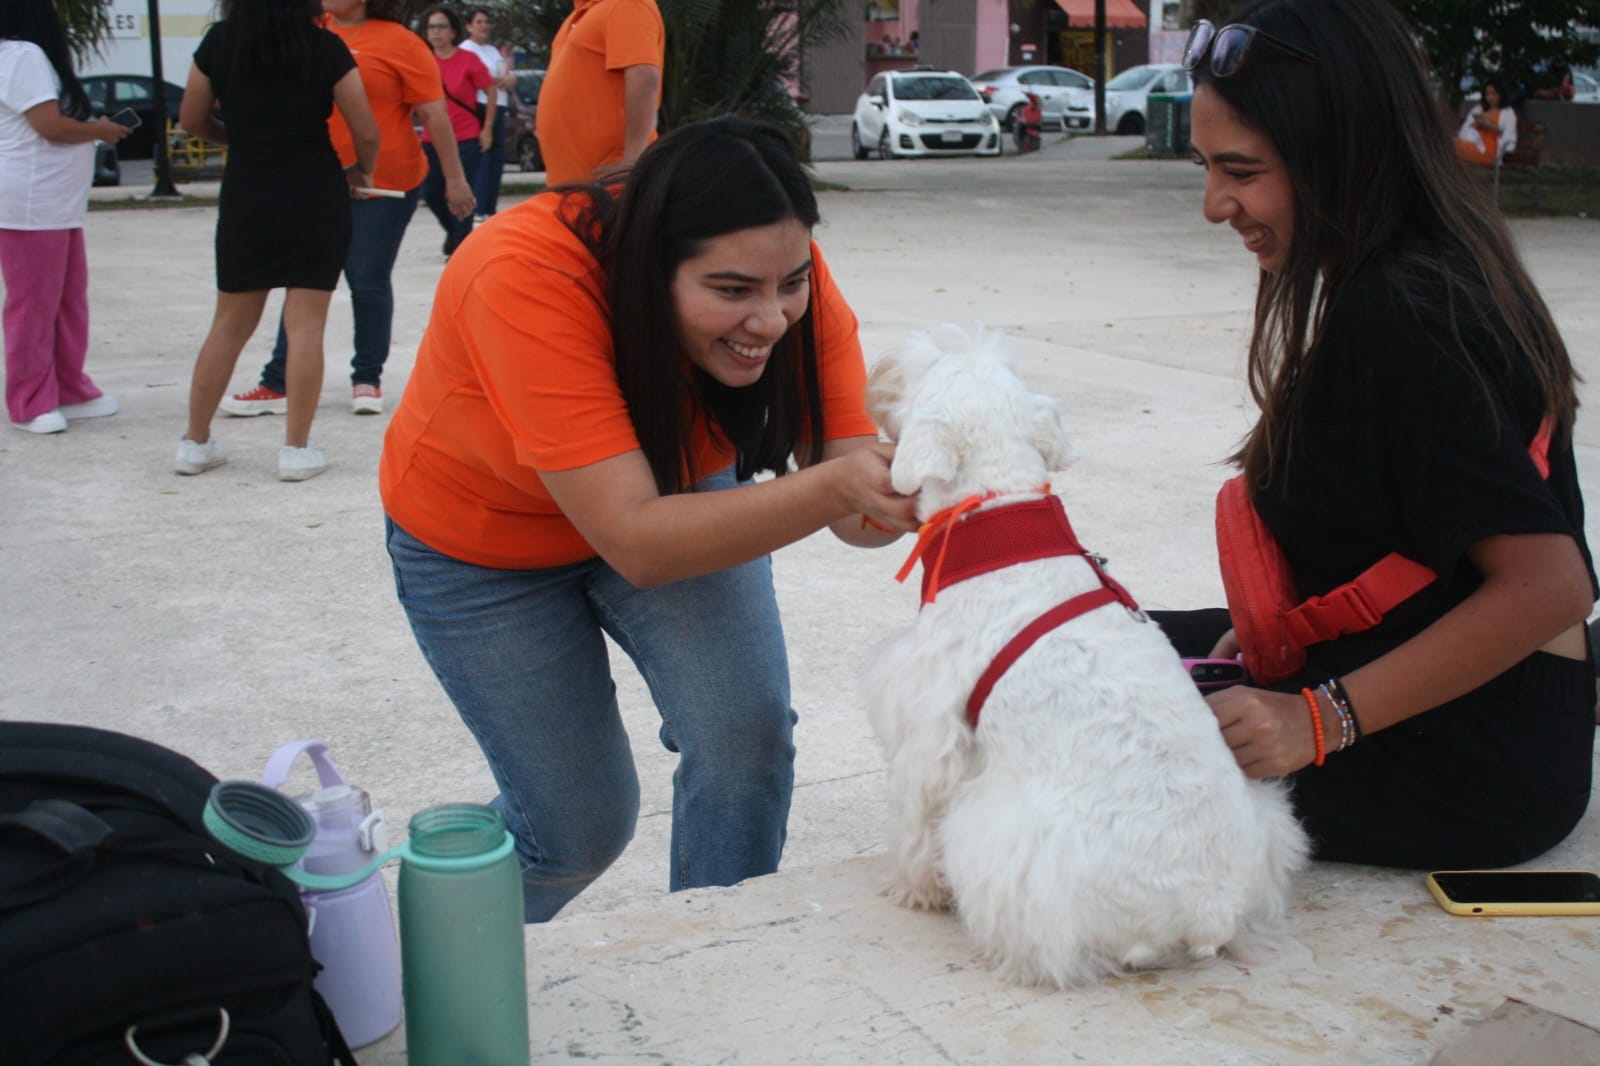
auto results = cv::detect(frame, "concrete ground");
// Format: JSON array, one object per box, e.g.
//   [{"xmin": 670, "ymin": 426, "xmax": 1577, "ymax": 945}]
[{"xmin": 4, "ymin": 131, "xmax": 1599, "ymax": 1063}]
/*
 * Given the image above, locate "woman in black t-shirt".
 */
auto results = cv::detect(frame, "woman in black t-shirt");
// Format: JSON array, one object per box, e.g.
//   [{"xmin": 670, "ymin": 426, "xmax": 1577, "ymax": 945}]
[
  {"xmin": 1173, "ymin": 0, "xmax": 1595, "ymax": 869},
  {"xmin": 174, "ymin": 0, "xmax": 379, "ymax": 482}
]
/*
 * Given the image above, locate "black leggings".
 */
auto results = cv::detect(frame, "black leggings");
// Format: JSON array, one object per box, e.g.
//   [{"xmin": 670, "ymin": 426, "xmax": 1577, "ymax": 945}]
[{"xmin": 1151, "ymin": 609, "xmax": 1596, "ymax": 870}]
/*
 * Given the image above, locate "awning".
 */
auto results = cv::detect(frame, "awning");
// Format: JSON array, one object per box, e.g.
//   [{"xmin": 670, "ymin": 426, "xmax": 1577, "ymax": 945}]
[{"xmin": 1053, "ymin": 0, "xmax": 1148, "ymax": 30}]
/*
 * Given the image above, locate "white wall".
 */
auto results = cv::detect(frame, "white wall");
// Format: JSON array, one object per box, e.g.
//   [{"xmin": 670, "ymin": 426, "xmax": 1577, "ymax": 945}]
[{"xmin": 79, "ymin": 0, "xmax": 217, "ymax": 87}]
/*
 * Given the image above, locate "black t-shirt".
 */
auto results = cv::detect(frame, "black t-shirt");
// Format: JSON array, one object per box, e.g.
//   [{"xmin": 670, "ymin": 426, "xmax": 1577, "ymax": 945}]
[
  {"xmin": 193, "ymin": 21, "xmax": 354, "ymax": 169},
  {"xmin": 1253, "ymin": 235, "xmax": 1595, "ymax": 677}
]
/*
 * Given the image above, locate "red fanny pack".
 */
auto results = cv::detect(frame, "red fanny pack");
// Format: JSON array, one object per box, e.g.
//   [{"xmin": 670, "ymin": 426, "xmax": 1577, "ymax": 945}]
[{"xmin": 1216, "ymin": 419, "xmax": 1552, "ymax": 685}]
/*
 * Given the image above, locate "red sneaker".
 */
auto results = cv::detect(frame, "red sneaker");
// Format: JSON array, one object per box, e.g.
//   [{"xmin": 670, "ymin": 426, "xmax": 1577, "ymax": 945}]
[
  {"xmin": 219, "ymin": 385, "xmax": 287, "ymax": 417},
  {"xmin": 352, "ymin": 384, "xmax": 383, "ymax": 415}
]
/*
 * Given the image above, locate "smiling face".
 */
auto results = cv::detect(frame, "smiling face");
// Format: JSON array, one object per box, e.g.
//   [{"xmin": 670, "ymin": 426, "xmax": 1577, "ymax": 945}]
[
  {"xmin": 670, "ymin": 219, "xmax": 814, "ymax": 389},
  {"xmin": 1191, "ymin": 83, "xmax": 1297, "ymax": 274}
]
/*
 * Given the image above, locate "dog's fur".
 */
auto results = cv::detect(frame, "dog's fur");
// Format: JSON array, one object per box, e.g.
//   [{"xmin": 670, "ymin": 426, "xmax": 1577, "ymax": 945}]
[{"xmin": 862, "ymin": 325, "xmax": 1308, "ymax": 987}]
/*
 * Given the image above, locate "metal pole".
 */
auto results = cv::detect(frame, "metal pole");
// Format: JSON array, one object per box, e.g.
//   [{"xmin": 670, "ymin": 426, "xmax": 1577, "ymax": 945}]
[
  {"xmin": 146, "ymin": 0, "xmax": 180, "ymax": 198},
  {"xmin": 1093, "ymin": 0, "xmax": 1107, "ymax": 133}
]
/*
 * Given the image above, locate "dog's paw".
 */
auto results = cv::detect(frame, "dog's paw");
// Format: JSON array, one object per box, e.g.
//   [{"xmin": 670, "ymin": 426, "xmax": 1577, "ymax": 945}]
[{"xmin": 882, "ymin": 876, "xmax": 953, "ymax": 912}]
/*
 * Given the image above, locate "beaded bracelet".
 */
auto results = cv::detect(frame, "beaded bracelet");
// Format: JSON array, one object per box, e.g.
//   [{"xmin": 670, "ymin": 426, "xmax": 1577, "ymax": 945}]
[
  {"xmin": 1324, "ymin": 675, "xmax": 1363, "ymax": 739},
  {"xmin": 1300, "ymin": 687, "xmax": 1327, "ymax": 767},
  {"xmin": 1318, "ymin": 682, "xmax": 1355, "ymax": 753}
]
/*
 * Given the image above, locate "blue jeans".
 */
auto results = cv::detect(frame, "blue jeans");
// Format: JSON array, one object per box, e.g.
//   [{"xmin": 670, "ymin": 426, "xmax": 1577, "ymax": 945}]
[
  {"xmin": 384, "ymin": 471, "xmax": 797, "ymax": 923},
  {"xmin": 422, "ymin": 140, "xmax": 480, "ymax": 250},
  {"xmin": 260, "ymin": 186, "xmax": 419, "ymax": 392},
  {"xmin": 473, "ymin": 110, "xmax": 507, "ymax": 216}
]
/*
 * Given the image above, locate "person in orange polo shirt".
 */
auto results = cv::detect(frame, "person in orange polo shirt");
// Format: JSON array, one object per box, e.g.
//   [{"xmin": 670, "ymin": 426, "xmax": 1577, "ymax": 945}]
[
  {"xmin": 536, "ymin": 0, "xmax": 664, "ymax": 186},
  {"xmin": 380, "ymin": 116, "xmax": 917, "ymax": 922},
  {"xmin": 220, "ymin": 0, "xmax": 474, "ymax": 419}
]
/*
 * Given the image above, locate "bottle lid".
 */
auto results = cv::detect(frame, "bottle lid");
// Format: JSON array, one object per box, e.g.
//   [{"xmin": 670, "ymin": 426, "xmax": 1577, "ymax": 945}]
[{"xmin": 405, "ymin": 803, "xmax": 511, "ymax": 869}]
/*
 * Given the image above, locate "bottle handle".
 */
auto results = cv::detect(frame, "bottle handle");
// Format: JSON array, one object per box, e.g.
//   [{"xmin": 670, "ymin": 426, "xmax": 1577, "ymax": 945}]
[{"xmin": 261, "ymin": 739, "xmax": 348, "ymax": 791}]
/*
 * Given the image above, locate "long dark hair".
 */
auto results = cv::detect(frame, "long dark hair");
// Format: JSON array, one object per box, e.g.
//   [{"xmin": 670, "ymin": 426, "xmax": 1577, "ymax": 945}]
[
  {"xmin": 567, "ymin": 115, "xmax": 827, "ymax": 496},
  {"xmin": 0, "ymin": 0, "xmax": 91, "ymax": 120},
  {"xmin": 218, "ymin": 0, "xmax": 321, "ymax": 80},
  {"xmin": 1197, "ymin": 0, "xmax": 1575, "ymax": 489}
]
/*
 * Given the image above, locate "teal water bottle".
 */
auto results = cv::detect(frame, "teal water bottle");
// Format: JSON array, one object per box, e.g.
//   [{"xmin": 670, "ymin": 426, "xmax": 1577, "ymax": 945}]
[{"xmin": 399, "ymin": 803, "xmax": 529, "ymax": 1065}]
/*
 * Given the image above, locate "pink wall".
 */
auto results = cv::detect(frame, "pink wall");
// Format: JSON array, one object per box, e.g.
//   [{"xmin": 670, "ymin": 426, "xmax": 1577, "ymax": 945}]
[{"xmin": 974, "ymin": 0, "xmax": 1011, "ymax": 71}]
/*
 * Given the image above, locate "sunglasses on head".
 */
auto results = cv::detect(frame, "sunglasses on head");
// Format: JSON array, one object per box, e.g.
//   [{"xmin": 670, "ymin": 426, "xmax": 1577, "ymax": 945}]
[{"xmin": 1182, "ymin": 18, "xmax": 1317, "ymax": 79}]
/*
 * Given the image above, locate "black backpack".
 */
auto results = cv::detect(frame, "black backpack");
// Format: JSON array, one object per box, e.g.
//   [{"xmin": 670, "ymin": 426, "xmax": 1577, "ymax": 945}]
[{"xmin": 0, "ymin": 721, "xmax": 356, "ymax": 1065}]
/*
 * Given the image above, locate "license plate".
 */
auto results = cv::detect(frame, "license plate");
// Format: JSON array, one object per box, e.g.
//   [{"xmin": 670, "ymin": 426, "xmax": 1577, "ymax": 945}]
[{"xmin": 941, "ymin": 131, "xmax": 964, "ymax": 143}]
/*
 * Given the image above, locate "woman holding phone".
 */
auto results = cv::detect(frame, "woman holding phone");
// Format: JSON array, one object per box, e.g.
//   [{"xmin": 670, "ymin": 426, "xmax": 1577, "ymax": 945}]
[
  {"xmin": 175, "ymin": 0, "xmax": 380, "ymax": 481},
  {"xmin": 0, "ymin": 0, "xmax": 133, "ymax": 434}
]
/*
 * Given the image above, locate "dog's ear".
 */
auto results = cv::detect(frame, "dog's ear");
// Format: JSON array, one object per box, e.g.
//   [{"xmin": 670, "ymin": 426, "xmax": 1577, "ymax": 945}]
[
  {"xmin": 865, "ymin": 352, "xmax": 906, "ymax": 442},
  {"xmin": 1031, "ymin": 394, "xmax": 1079, "ymax": 471},
  {"xmin": 891, "ymin": 415, "xmax": 960, "ymax": 495}
]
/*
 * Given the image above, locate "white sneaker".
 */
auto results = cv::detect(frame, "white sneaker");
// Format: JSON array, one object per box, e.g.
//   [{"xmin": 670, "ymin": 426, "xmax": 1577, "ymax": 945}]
[
  {"xmin": 14, "ymin": 409, "xmax": 67, "ymax": 434},
  {"xmin": 175, "ymin": 437, "xmax": 227, "ymax": 475},
  {"xmin": 59, "ymin": 394, "xmax": 119, "ymax": 420},
  {"xmin": 279, "ymin": 444, "xmax": 328, "ymax": 482}
]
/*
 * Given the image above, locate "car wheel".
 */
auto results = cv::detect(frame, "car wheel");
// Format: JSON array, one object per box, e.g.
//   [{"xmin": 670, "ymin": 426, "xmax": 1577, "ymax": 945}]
[
  {"xmin": 1116, "ymin": 114, "xmax": 1145, "ymax": 136},
  {"xmin": 517, "ymin": 136, "xmax": 542, "ymax": 173},
  {"xmin": 1005, "ymin": 103, "xmax": 1024, "ymax": 131},
  {"xmin": 878, "ymin": 127, "xmax": 896, "ymax": 160},
  {"xmin": 850, "ymin": 123, "xmax": 869, "ymax": 160}
]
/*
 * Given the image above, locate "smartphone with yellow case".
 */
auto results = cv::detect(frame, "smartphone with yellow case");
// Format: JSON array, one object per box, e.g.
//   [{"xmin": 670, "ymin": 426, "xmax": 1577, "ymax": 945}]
[{"xmin": 1426, "ymin": 870, "xmax": 1600, "ymax": 916}]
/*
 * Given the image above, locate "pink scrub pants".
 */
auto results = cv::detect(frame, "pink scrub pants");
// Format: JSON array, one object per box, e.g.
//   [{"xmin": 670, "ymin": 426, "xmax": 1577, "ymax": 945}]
[{"xmin": 0, "ymin": 227, "xmax": 101, "ymax": 424}]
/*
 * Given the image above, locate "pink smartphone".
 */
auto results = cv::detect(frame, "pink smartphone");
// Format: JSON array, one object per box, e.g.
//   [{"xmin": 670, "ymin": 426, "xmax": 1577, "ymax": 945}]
[{"xmin": 1182, "ymin": 657, "xmax": 1248, "ymax": 692}]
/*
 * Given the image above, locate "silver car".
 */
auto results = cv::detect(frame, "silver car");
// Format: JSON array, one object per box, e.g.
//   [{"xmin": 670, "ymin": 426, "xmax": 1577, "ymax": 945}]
[
  {"xmin": 1063, "ymin": 64, "xmax": 1191, "ymax": 135},
  {"xmin": 969, "ymin": 65, "xmax": 1094, "ymax": 130}
]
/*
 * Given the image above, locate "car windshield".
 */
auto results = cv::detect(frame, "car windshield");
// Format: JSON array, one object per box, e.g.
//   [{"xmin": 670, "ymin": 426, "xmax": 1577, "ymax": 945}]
[
  {"xmin": 895, "ymin": 75, "xmax": 979, "ymax": 101},
  {"xmin": 1106, "ymin": 67, "xmax": 1161, "ymax": 91}
]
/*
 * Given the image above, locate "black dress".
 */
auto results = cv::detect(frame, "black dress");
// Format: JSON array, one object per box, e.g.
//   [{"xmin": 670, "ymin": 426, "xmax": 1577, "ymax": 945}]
[{"xmin": 194, "ymin": 22, "xmax": 355, "ymax": 292}]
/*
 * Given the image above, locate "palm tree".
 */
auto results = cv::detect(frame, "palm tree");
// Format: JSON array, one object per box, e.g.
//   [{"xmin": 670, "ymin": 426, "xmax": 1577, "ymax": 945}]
[{"xmin": 55, "ymin": 0, "xmax": 115, "ymax": 60}]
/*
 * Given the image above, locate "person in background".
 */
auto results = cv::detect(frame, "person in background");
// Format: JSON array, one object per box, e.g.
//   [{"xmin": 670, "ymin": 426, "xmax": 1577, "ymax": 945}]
[
  {"xmin": 418, "ymin": 4, "xmax": 492, "ymax": 257},
  {"xmin": 536, "ymin": 0, "xmax": 663, "ymax": 186},
  {"xmin": 1173, "ymin": 0, "xmax": 1593, "ymax": 870},
  {"xmin": 380, "ymin": 116, "xmax": 917, "ymax": 921},
  {"xmin": 460, "ymin": 6, "xmax": 517, "ymax": 221},
  {"xmin": 220, "ymin": 0, "xmax": 473, "ymax": 420},
  {"xmin": 1453, "ymin": 77, "xmax": 1516, "ymax": 167},
  {"xmin": 174, "ymin": 0, "xmax": 380, "ymax": 480},
  {"xmin": 0, "ymin": 0, "xmax": 132, "ymax": 434}
]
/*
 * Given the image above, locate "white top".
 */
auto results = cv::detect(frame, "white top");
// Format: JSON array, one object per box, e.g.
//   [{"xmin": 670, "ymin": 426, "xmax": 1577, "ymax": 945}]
[
  {"xmin": 459, "ymin": 40, "xmax": 503, "ymax": 106},
  {"xmin": 0, "ymin": 40, "xmax": 93, "ymax": 230},
  {"xmin": 1456, "ymin": 102, "xmax": 1518, "ymax": 158}
]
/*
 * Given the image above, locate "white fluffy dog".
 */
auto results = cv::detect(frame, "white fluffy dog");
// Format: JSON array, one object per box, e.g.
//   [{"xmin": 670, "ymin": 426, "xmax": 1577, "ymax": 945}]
[{"xmin": 862, "ymin": 325, "xmax": 1308, "ymax": 987}]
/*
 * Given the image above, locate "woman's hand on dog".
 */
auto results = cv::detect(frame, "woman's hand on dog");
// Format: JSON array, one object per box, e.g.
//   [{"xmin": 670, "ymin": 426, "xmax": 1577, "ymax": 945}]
[
  {"xmin": 817, "ymin": 440, "xmax": 920, "ymax": 546},
  {"xmin": 1205, "ymin": 685, "xmax": 1324, "ymax": 778}
]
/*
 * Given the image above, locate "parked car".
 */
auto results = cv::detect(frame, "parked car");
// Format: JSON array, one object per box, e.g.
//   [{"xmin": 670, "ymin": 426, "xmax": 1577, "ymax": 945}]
[
  {"xmin": 970, "ymin": 65, "xmax": 1093, "ymax": 130},
  {"xmin": 1573, "ymin": 71, "xmax": 1600, "ymax": 103},
  {"xmin": 503, "ymin": 68, "xmax": 544, "ymax": 173},
  {"xmin": 1063, "ymin": 63, "xmax": 1190, "ymax": 135},
  {"xmin": 851, "ymin": 68, "xmax": 1001, "ymax": 160},
  {"xmin": 80, "ymin": 74, "xmax": 186, "ymax": 159},
  {"xmin": 92, "ymin": 140, "xmax": 120, "ymax": 187}
]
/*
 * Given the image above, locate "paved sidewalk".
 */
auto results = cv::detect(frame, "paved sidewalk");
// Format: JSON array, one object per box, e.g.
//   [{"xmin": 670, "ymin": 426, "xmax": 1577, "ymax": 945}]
[{"xmin": 6, "ymin": 149, "xmax": 1600, "ymax": 1063}]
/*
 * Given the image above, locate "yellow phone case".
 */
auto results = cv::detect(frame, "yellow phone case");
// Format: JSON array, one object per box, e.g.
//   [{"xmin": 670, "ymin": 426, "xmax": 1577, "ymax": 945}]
[{"xmin": 1426, "ymin": 870, "xmax": 1600, "ymax": 916}]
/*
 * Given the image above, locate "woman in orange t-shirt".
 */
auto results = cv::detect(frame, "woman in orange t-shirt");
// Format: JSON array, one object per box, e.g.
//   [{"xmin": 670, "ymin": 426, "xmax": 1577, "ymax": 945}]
[{"xmin": 380, "ymin": 117, "xmax": 916, "ymax": 922}]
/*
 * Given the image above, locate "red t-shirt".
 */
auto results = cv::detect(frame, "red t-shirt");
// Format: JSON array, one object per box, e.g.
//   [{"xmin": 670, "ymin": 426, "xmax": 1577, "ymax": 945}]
[
  {"xmin": 422, "ymin": 47, "xmax": 493, "ymax": 142},
  {"xmin": 379, "ymin": 191, "xmax": 878, "ymax": 569}
]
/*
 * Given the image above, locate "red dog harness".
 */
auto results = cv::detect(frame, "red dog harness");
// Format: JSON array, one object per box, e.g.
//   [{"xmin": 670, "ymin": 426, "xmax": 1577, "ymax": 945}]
[
  {"xmin": 1216, "ymin": 418, "xmax": 1553, "ymax": 684},
  {"xmin": 896, "ymin": 494, "xmax": 1142, "ymax": 728}
]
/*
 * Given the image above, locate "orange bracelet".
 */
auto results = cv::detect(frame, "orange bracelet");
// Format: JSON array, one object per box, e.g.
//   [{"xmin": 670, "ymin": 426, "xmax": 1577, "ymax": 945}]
[{"xmin": 1301, "ymin": 687, "xmax": 1326, "ymax": 767}]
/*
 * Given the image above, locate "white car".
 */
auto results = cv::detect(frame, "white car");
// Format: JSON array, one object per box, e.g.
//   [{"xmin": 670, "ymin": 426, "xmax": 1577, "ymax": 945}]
[
  {"xmin": 970, "ymin": 65, "xmax": 1094, "ymax": 130},
  {"xmin": 852, "ymin": 68, "xmax": 1001, "ymax": 159},
  {"xmin": 1063, "ymin": 64, "xmax": 1191, "ymax": 135},
  {"xmin": 1573, "ymin": 71, "xmax": 1600, "ymax": 103}
]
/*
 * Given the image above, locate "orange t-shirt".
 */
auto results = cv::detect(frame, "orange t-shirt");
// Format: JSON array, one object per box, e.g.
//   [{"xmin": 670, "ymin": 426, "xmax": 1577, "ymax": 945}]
[
  {"xmin": 323, "ymin": 17, "xmax": 442, "ymax": 192},
  {"xmin": 535, "ymin": 0, "xmax": 665, "ymax": 186},
  {"xmin": 378, "ymin": 192, "xmax": 878, "ymax": 570}
]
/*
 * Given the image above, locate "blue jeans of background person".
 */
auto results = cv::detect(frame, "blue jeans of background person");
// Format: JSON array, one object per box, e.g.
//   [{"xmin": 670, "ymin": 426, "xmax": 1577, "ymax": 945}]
[
  {"xmin": 259, "ymin": 186, "xmax": 419, "ymax": 393},
  {"xmin": 383, "ymin": 471, "xmax": 797, "ymax": 923},
  {"xmin": 473, "ymin": 109, "xmax": 507, "ymax": 216},
  {"xmin": 422, "ymin": 139, "xmax": 480, "ymax": 252}
]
